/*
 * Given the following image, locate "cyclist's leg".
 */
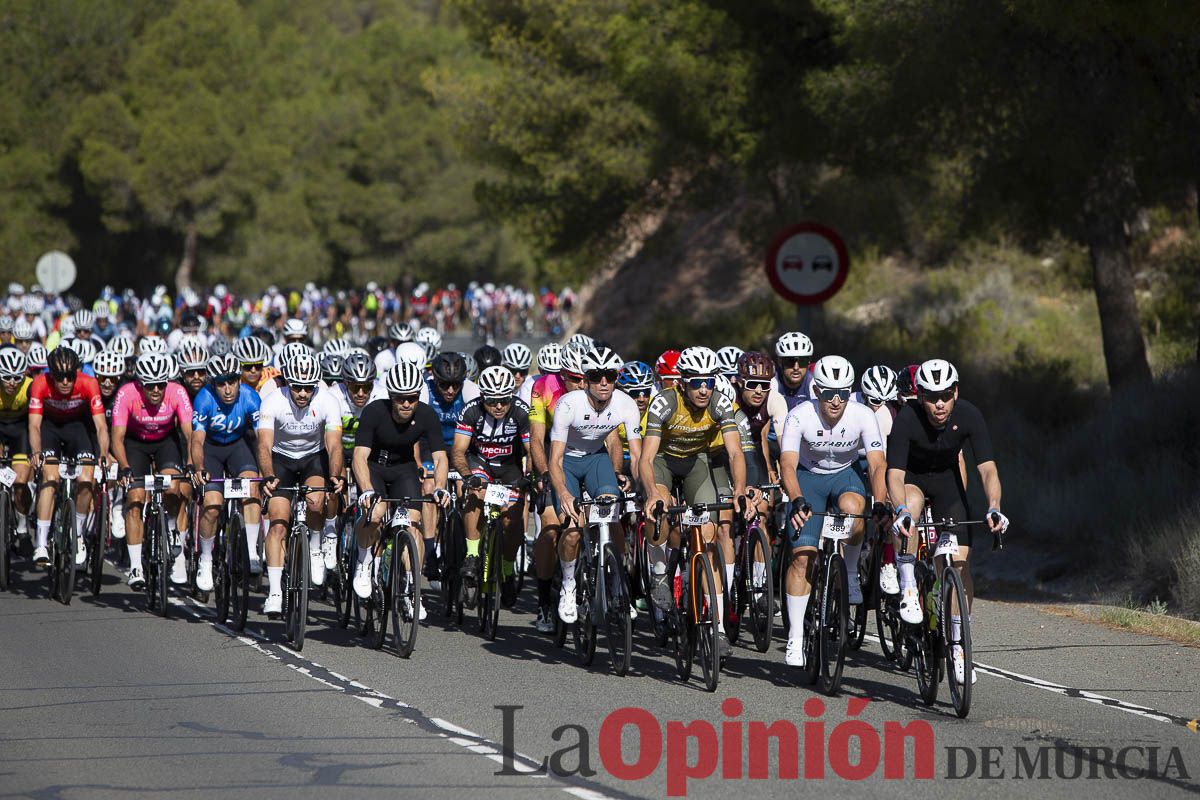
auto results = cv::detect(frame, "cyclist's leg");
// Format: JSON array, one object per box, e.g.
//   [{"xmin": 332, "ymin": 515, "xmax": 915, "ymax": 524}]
[
  {"xmin": 556, "ymin": 455, "xmax": 592, "ymax": 583},
  {"xmin": 265, "ymin": 455, "xmax": 300, "ymax": 604},
  {"xmin": 681, "ymin": 452, "xmax": 722, "ymax": 591},
  {"xmin": 783, "ymin": 468, "xmax": 829, "ymax": 658},
  {"xmin": 832, "ymin": 467, "xmax": 868, "ymax": 600},
  {"xmin": 708, "ymin": 455, "xmax": 735, "ymax": 595}
]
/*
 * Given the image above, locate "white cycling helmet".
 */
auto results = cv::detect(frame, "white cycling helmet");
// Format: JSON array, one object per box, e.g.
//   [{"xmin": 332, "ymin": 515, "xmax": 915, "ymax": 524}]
[
  {"xmin": 716, "ymin": 346, "xmax": 744, "ymax": 376},
  {"xmin": 478, "ymin": 365, "xmax": 516, "ymax": 397},
  {"xmin": 0, "ymin": 347, "xmax": 28, "ymax": 379},
  {"xmin": 282, "ymin": 318, "xmax": 308, "ymax": 339},
  {"xmin": 860, "ymin": 365, "xmax": 899, "ymax": 403},
  {"xmin": 775, "ymin": 331, "xmax": 814, "ymax": 359},
  {"xmin": 280, "ymin": 341, "xmax": 314, "ymax": 368},
  {"xmin": 566, "ymin": 333, "xmax": 593, "ymax": 353},
  {"xmin": 0, "ymin": 317, "xmax": 13, "ymax": 334},
  {"xmin": 72, "ymin": 309, "xmax": 94, "ymax": 331},
  {"xmin": 384, "ymin": 361, "xmax": 423, "ymax": 395},
  {"xmin": 322, "ymin": 338, "xmax": 351, "ymax": 357},
  {"xmin": 341, "ymin": 350, "xmax": 377, "ymax": 383},
  {"xmin": 12, "ymin": 319, "xmax": 34, "ymax": 341},
  {"xmin": 580, "ymin": 345, "xmax": 623, "ymax": 372},
  {"xmin": 415, "ymin": 327, "xmax": 442, "ymax": 350},
  {"xmin": 233, "ymin": 335, "xmax": 271, "ymax": 365},
  {"xmin": 27, "ymin": 343, "xmax": 48, "ymax": 370},
  {"xmin": 811, "ymin": 355, "xmax": 855, "ymax": 390},
  {"xmin": 677, "ymin": 346, "xmax": 720, "ymax": 377},
  {"xmin": 714, "ymin": 374, "xmax": 737, "ymax": 405},
  {"xmin": 139, "ymin": 336, "xmax": 169, "ymax": 355},
  {"xmin": 92, "ymin": 349, "xmax": 125, "ymax": 378},
  {"xmin": 177, "ymin": 339, "xmax": 209, "ymax": 370},
  {"xmin": 915, "ymin": 359, "xmax": 959, "ymax": 392},
  {"xmin": 388, "ymin": 322, "xmax": 413, "ymax": 343},
  {"xmin": 560, "ymin": 345, "xmax": 584, "ymax": 377},
  {"xmin": 66, "ymin": 337, "xmax": 97, "ymax": 365},
  {"xmin": 502, "ymin": 342, "xmax": 532, "ymax": 371},
  {"xmin": 395, "ymin": 341, "xmax": 427, "ymax": 366},
  {"xmin": 206, "ymin": 353, "xmax": 240, "ymax": 380},
  {"xmin": 536, "ymin": 342, "xmax": 562, "ymax": 373},
  {"xmin": 107, "ymin": 336, "xmax": 135, "ymax": 359},
  {"xmin": 135, "ymin": 352, "xmax": 174, "ymax": 384},
  {"xmin": 59, "ymin": 318, "xmax": 76, "ymax": 339},
  {"xmin": 282, "ymin": 352, "xmax": 321, "ymax": 386}
]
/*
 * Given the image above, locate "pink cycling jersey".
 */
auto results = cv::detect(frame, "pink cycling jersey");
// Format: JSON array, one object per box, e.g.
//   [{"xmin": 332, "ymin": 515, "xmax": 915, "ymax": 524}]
[{"xmin": 112, "ymin": 382, "xmax": 192, "ymax": 442}]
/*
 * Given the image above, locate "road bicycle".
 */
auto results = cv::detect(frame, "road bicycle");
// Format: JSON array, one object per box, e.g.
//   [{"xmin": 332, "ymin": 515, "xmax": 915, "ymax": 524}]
[
  {"xmin": 727, "ymin": 483, "xmax": 778, "ymax": 653},
  {"xmin": 273, "ymin": 484, "xmax": 333, "ymax": 651},
  {"xmin": 361, "ymin": 495, "xmax": 434, "ymax": 658},
  {"xmin": 211, "ymin": 477, "xmax": 259, "ymax": 631},
  {"xmin": 571, "ymin": 494, "xmax": 636, "ymax": 676},
  {"xmin": 137, "ymin": 472, "xmax": 188, "ymax": 617}
]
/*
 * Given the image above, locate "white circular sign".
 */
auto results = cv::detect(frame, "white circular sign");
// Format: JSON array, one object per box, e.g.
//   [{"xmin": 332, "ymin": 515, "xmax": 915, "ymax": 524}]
[
  {"xmin": 764, "ymin": 223, "xmax": 849, "ymax": 306},
  {"xmin": 35, "ymin": 250, "xmax": 77, "ymax": 294}
]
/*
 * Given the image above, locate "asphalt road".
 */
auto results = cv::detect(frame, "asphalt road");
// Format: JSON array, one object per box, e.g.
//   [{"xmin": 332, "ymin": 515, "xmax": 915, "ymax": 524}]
[{"xmin": 1, "ymin": 544, "xmax": 1197, "ymax": 800}]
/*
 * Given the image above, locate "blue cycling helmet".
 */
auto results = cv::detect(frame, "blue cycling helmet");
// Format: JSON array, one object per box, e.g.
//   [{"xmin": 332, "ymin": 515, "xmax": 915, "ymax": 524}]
[{"xmin": 618, "ymin": 360, "xmax": 654, "ymax": 390}]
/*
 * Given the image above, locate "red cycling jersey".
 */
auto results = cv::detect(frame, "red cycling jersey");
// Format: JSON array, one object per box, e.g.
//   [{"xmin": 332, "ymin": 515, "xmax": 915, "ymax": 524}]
[{"xmin": 28, "ymin": 372, "xmax": 105, "ymax": 422}]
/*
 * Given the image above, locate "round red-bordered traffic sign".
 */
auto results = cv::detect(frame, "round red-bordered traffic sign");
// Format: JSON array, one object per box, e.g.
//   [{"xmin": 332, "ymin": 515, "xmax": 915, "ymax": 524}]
[{"xmin": 764, "ymin": 222, "xmax": 850, "ymax": 306}]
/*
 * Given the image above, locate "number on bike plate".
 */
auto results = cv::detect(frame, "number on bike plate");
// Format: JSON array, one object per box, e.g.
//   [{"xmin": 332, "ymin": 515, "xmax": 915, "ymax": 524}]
[
  {"xmin": 624, "ymin": 498, "xmax": 640, "ymax": 515},
  {"xmin": 106, "ymin": 462, "xmax": 118, "ymax": 481},
  {"xmin": 588, "ymin": 503, "xmax": 618, "ymax": 525},
  {"xmin": 223, "ymin": 479, "xmax": 250, "ymax": 499},
  {"xmin": 0, "ymin": 467, "xmax": 15, "ymax": 488},
  {"xmin": 144, "ymin": 474, "xmax": 171, "ymax": 491},
  {"xmin": 682, "ymin": 510, "xmax": 710, "ymax": 527},
  {"xmin": 390, "ymin": 508, "xmax": 411, "ymax": 528},
  {"xmin": 484, "ymin": 483, "xmax": 509, "ymax": 507},
  {"xmin": 934, "ymin": 533, "xmax": 959, "ymax": 557},
  {"xmin": 821, "ymin": 515, "xmax": 851, "ymax": 541}
]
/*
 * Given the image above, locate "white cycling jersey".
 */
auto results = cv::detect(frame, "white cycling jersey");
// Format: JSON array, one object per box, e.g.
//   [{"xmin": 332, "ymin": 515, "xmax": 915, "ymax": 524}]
[
  {"xmin": 550, "ymin": 389, "xmax": 642, "ymax": 458},
  {"xmin": 257, "ymin": 385, "xmax": 342, "ymax": 460},
  {"xmin": 781, "ymin": 399, "xmax": 883, "ymax": 474},
  {"xmin": 518, "ymin": 376, "xmax": 535, "ymax": 407}
]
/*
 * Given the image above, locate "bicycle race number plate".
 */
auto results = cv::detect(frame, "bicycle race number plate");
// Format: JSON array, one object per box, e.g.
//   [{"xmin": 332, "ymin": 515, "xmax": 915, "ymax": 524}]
[
  {"xmin": 223, "ymin": 479, "xmax": 250, "ymax": 499},
  {"xmin": 821, "ymin": 515, "xmax": 851, "ymax": 541},
  {"xmin": 145, "ymin": 474, "xmax": 172, "ymax": 491},
  {"xmin": 484, "ymin": 484, "xmax": 509, "ymax": 507},
  {"xmin": 588, "ymin": 502, "xmax": 619, "ymax": 525},
  {"xmin": 624, "ymin": 497, "xmax": 639, "ymax": 514},
  {"xmin": 935, "ymin": 533, "xmax": 960, "ymax": 557},
  {"xmin": 0, "ymin": 467, "xmax": 15, "ymax": 488},
  {"xmin": 59, "ymin": 463, "xmax": 81, "ymax": 480},
  {"xmin": 106, "ymin": 463, "xmax": 118, "ymax": 481},
  {"xmin": 682, "ymin": 510, "xmax": 711, "ymax": 527},
  {"xmin": 391, "ymin": 508, "xmax": 411, "ymax": 528}
]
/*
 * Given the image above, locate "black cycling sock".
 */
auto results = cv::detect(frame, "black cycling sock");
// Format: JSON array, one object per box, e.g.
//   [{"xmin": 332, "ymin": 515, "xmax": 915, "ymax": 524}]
[
  {"xmin": 537, "ymin": 578, "xmax": 551, "ymax": 607},
  {"xmin": 665, "ymin": 547, "xmax": 681, "ymax": 580}
]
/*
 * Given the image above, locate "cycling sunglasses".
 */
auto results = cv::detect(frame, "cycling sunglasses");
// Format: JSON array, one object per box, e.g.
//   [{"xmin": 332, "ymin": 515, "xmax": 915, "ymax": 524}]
[
  {"xmin": 184, "ymin": 368, "xmax": 207, "ymax": 377},
  {"xmin": 141, "ymin": 381, "xmax": 167, "ymax": 391},
  {"xmin": 50, "ymin": 371, "xmax": 76, "ymax": 383},
  {"xmin": 816, "ymin": 387, "xmax": 851, "ymax": 402},
  {"xmin": 780, "ymin": 357, "xmax": 807, "ymax": 370},
  {"xmin": 436, "ymin": 380, "xmax": 463, "ymax": 391},
  {"xmin": 625, "ymin": 388, "xmax": 652, "ymax": 398},
  {"xmin": 918, "ymin": 388, "xmax": 955, "ymax": 404},
  {"xmin": 240, "ymin": 362, "xmax": 263, "ymax": 371},
  {"xmin": 347, "ymin": 382, "xmax": 373, "ymax": 394},
  {"xmin": 742, "ymin": 379, "xmax": 771, "ymax": 391},
  {"xmin": 483, "ymin": 396, "xmax": 513, "ymax": 407},
  {"xmin": 585, "ymin": 369, "xmax": 619, "ymax": 383},
  {"xmin": 684, "ymin": 377, "xmax": 716, "ymax": 391},
  {"xmin": 391, "ymin": 393, "xmax": 420, "ymax": 405}
]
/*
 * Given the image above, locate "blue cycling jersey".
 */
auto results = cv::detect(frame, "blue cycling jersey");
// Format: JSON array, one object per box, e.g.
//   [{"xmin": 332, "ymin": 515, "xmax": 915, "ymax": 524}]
[
  {"xmin": 192, "ymin": 384, "xmax": 261, "ymax": 445},
  {"xmin": 424, "ymin": 376, "xmax": 466, "ymax": 447}
]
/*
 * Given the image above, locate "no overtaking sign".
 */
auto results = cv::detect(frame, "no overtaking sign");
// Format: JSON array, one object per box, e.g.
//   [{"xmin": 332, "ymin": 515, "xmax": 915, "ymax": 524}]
[{"xmin": 764, "ymin": 223, "xmax": 849, "ymax": 306}]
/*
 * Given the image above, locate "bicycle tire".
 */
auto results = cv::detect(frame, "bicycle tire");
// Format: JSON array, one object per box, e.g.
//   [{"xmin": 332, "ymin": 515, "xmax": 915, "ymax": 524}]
[
  {"xmin": 392, "ymin": 530, "xmax": 421, "ymax": 658},
  {"xmin": 231, "ymin": 515, "xmax": 250, "ymax": 632},
  {"xmin": 694, "ymin": 554, "xmax": 720, "ymax": 692},
  {"xmin": 819, "ymin": 552, "xmax": 848, "ymax": 696},
  {"xmin": 156, "ymin": 508, "xmax": 170, "ymax": 618},
  {"xmin": 602, "ymin": 542, "xmax": 631, "ymax": 676},
  {"xmin": 0, "ymin": 490, "xmax": 11, "ymax": 592},
  {"xmin": 289, "ymin": 529, "xmax": 310, "ymax": 650},
  {"xmin": 214, "ymin": 527, "xmax": 230, "ymax": 624},
  {"xmin": 573, "ymin": 554, "xmax": 596, "ymax": 666},
  {"xmin": 90, "ymin": 488, "xmax": 107, "ymax": 596},
  {"xmin": 673, "ymin": 578, "xmax": 693, "ymax": 681},
  {"xmin": 747, "ymin": 526, "xmax": 774, "ymax": 653},
  {"xmin": 802, "ymin": 562, "xmax": 822, "ymax": 686},
  {"xmin": 54, "ymin": 492, "xmax": 75, "ymax": 604},
  {"xmin": 143, "ymin": 517, "xmax": 157, "ymax": 613},
  {"xmin": 485, "ymin": 521, "xmax": 502, "ymax": 640},
  {"xmin": 942, "ymin": 565, "xmax": 972, "ymax": 718},
  {"xmin": 370, "ymin": 545, "xmax": 389, "ymax": 651},
  {"xmin": 337, "ymin": 518, "xmax": 356, "ymax": 629}
]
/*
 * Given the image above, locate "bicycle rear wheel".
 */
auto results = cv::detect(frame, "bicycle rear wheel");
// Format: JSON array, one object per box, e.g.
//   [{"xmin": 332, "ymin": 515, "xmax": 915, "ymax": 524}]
[
  {"xmin": 391, "ymin": 530, "xmax": 421, "ymax": 658},
  {"xmin": 747, "ymin": 526, "xmax": 774, "ymax": 653},
  {"xmin": 287, "ymin": 528, "xmax": 309, "ymax": 650},
  {"xmin": 602, "ymin": 543, "xmax": 631, "ymax": 676},
  {"xmin": 819, "ymin": 553, "xmax": 848, "ymax": 696},
  {"xmin": 336, "ymin": 518, "xmax": 356, "ymax": 629},
  {"xmin": 942, "ymin": 565, "xmax": 972, "ymax": 718},
  {"xmin": 694, "ymin": 555, "xmax": 720, "ymax": 692}
]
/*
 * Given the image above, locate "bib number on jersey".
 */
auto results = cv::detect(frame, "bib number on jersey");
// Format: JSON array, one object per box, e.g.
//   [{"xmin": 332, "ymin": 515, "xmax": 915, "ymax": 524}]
[
  {"xmin": 0, "ymin": 467, "xmax": 15, "ymax": 488},
  {"xmin": 681, "ymin": 510, "xmax": 711, "ymax": 528},
  {"xmin": 934, "ymin": 533, "xmax": 960, "ymax": 557},
  {"xmin": 821, "ymin": 514, "xmax": 851, "ymax": 541},
  {"xmin": 588, "ymin": 502, "xmax": 619, "ymax": 525},
  {"xmin": 484, "ymin": 483, "xmax": 510, "ymax": 507},
  {"xmin": 223, "ymin": 479, "xmax": 250, "ymax": 499}
]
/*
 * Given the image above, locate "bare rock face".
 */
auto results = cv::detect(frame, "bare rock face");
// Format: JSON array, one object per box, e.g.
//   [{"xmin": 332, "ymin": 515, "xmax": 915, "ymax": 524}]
[{"xmin": 574, "ymin": 197, "xmax": 765, "ymax": 352}]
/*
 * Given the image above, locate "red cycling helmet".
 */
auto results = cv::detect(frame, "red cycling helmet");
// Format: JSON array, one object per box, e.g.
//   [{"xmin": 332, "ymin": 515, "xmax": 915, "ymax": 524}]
[
  {"xmin": 655, "ymin": 349, "xmax": 682, "ymax": 380},
  {"xmin": 897, "ymin": 364, "xmax": 920, "ymax": 399}
]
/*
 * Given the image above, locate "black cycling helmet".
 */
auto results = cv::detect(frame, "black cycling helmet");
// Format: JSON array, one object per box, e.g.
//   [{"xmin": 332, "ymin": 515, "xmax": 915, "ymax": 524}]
[
  {"xmin": 473, "ymin": 345, "xmax": 502, "ymax": 370},
  {"xmin": 366, "ymin": 336, "xmax": 389, "ymax": 358},
  {"xmin": 430, "ymin": 352, "xmax": 468, "ymax": 384},
  {"xmin": 47, "ymin": 346, "xmax": 81, "ymax": 378}
]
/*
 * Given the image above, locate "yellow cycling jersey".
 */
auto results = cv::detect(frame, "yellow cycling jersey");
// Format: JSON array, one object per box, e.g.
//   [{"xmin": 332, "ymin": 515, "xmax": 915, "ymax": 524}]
[
  {"xmin": 617, "ymin": 407, "xmax": 649, "ymax": 456},
  {"xmin": 0, "ymin": 377, "xmax": 32, "ymax": 423},
  {"xmin": 643, "ymin": 385, "xmax": 739, "ymax": 459},
  {"xmin": 256, "ymin": 366, "xmax": 281, "ymax": 392}
]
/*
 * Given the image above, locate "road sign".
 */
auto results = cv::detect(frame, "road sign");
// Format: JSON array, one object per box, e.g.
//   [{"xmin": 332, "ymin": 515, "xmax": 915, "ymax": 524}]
[
  {"xmin": 35, "ymin": 250, "xmax": 77, "ymax": 294},
  {"xmin": 764, "ymin": 223, "xmax": 849, "ymax": 306}
]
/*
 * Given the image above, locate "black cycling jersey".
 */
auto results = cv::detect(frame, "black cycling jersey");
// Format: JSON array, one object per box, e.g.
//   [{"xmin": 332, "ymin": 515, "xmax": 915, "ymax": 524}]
[
  {"xmin": 355, "ymin": 399, "xmax": 444, "ymax": 465},
  {"xmin": 739, "ymin": 398, "xmax": 771, "ymax": 447},
  {"xmin": 887, "ymin": 398, "xmax": 994, "ymax": 475},
  {"xmin": 455, "ymin": 398, "xmax": 530, "ymax": 468}
]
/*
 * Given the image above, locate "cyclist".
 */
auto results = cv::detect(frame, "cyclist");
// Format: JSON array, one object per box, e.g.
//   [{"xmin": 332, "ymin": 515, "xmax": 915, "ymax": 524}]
[
  {"xmin": 28, "ymin": 347, "xmax": 108, "ymax": 569},
  {"xmin": 886, "ymin": 358, "xmax": 1008, "ymax": 684},
  {"xmin": 233, "ymin": 336, "xmax": 280, "ymax": 397},
  {"xmin": 654, "ymin": 349, "xmax": 681, "ymax": 392},
  {"xmin": 548, "ymin": 346, "xmax": 643, "ymax": 623},
  {"xmin": 716, "ymin": 346, "xmax": 744, "ymax": 380},
  {"xmin": 779, "ymin": 356, "xmax": 887, "ymax": 667},
  {"xmin": 257, "ymin": 352, "xmax": 344, "ymax": 615},
  {"xmin": 860, "ymin": 365, "xmax": 900, "ymax": 442},
  {"xmin": 190, "ymin": 353, "xmax": 263, "ymax": 592},
  {"xmin": 93, "ymin": 349, "xmax": 129, "ymax": 540},
  {"xmin": 0, "ymin": 347, "xmax": 33, "ymax": 546},
  {"xmin": 525, "ymin": 343, "xmax": 561, "ymax": 406},
  {"xmin": 111, "ymin": 352, "xmax": 194, "ymax": 587},
  {"xmin": 773, "ymin": 331, "xmax": 814, "ymax": 411},
  {"xmin": 451, "ymin": 366, "xmax": 532, "ymax": 609},
  {"xmin": 351, "ymin": 362, "xmax": 450, "ymax": 617},
  {"xmin": 639, "ymin": 346, "xmax": 751, "ymax": 658},
  {"xmin": 501, "ymin": 342, "xmax": 533, "ymax": 398}
]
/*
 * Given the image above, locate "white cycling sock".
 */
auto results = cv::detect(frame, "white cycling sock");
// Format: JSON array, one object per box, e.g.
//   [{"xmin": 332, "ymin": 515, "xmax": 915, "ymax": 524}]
[
  {"xmin": 898, "ymin": 556, "xmax": 916, "ymax": 590},
  {"xmin": 246, "ymin": 523, "xmax": 261, "ymax": 559},
  {"xmin": 561, "ymin": 558, "xmax": 576, "ymax": 583},
  {"xmin": 322, "ymin": 518, "xmax": 336, "ymax": 538},
  {"xmin": 787, "ymin": 593, "xmax": 809, "ymax": 641},
  {"xmin": 35, "ymin": 519, "xmax": 50, "ymax": 549},
  {"xmin": 724, "ymin": 563, "xmax": 734, "ymax": 594},
  {"xmin": 752, "ymin": 560, "xmax": 766, "ymax": 586},
  {"xmin": 843, "ymin": 541, "xmax": 862, "ymax": 579},
  {"xmin": 950, "ymin": 615, "xmax": 962, "ymax": 643},
  {"xmin": 199, "ymin": 536, "xmax": 215, "ymax": 562},
  {"xmin": 715, "ymin": 593, "xmax": 725, "ymax": 632},
  {"xmin": 308, "ymin": 530, "xmax": 321, "ymax": 552},
  {"xmin": 75, "ymin": 512, "xmax": 89, "ymax": 539},
  {"xmin": 267, "ymin": 566, "xmax": 283, "ymax": 594},
  {"xmin": 127, "ymin": 542, "xmax": 142, "ymax": 567}
]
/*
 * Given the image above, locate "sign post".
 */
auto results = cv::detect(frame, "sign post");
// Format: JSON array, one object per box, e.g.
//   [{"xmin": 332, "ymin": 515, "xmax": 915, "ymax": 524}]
[
  {"xmin": 764, "ymin": 222, "xmax": 849, "ymax": 337},
  {"xmin": 35, "ymin": 250, "xmax": 77, "ymax": 294}
]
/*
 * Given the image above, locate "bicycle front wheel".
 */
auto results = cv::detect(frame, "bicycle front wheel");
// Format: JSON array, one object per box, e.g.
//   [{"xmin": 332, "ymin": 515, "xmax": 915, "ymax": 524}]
[
  {"xmin": 230, "ymin": 515, "xmax": 250, "ymax": 632},
  {"xmin": 0, "ymin": 490, "xmax": 11, "ymax": 592},
  {"xmin": 573, "ymin": 558, "xmax": 596, "ymax": 666},
  {"xmin": 391, "ymin": 530, "xmax": 421, "ymax": 658},
  {"xmin": 54, "ymin": 496, "xmax": 76, "ymax": 605},
  {"xmin": 819, "ymin": 553, "xmax": 848, "ymax": 696},
  {"xmin": 89, "ymin": 489, "xmax": 107, "ymax": 597},
  {"xmin": 942, "ymin": 565, "xmax": 972, "ymax": 718},
  {"xmin": 746, "ymin": 526, "xmax": 774, "ymax": 653},
  {"xmin": 694, "ymin": 555, "xmax": 720, "ymax": 692},
  {"xmin": 287, "ymin": 529, "xmax": 309, "ymax": 650},
  {"xmin": 602, "ymin": 542, "xmax": 631, "ymax": 677}
]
